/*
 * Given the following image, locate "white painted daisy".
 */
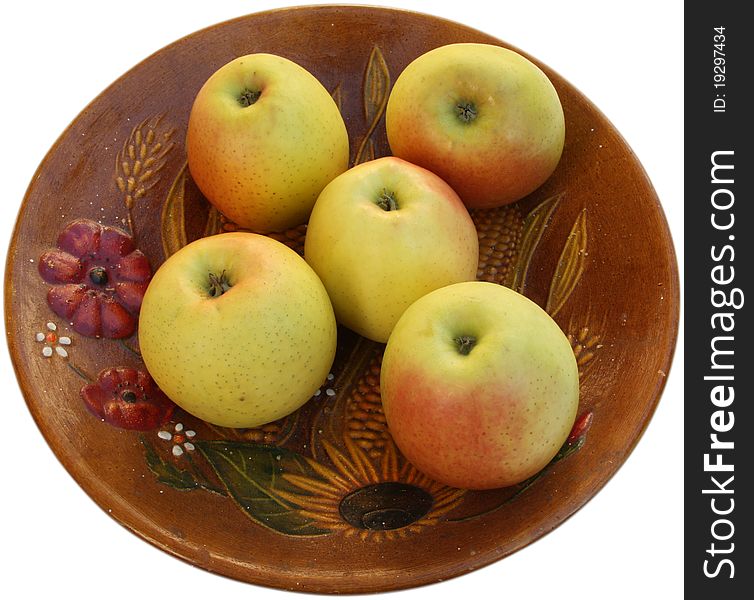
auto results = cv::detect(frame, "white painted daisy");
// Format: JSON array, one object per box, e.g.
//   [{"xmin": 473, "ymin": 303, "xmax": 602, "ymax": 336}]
[
  {"xmin": 157, "ymin": 422, "xmax": 197, "ymax": 457},
  {"xmin": 35, "ymin": 322, "xmax": 72, "ymax": 358},
  {"xmin": 313, "ymin": 372, "xmax": 336, "ymax": 398}
]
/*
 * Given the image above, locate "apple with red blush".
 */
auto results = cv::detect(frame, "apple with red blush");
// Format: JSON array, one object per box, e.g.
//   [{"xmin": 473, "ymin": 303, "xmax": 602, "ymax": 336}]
[
  {"xmin": 380, "ymin": 281, "xmax": 579, "ymax": 490},
  {"xmin": 386, "ymin": 43, "xmax": 565, "ymax": 208}
]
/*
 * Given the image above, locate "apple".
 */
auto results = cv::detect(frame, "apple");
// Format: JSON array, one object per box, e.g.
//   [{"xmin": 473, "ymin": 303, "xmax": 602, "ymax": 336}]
[
  {"xmin": 304, "ymin": 156, "xmax": 479, "ymax": 343},
  {"xmin": 380, "ymin": 281, "xmax": 579, "ymax": 490},
  {"xmin": 386, "ymin": 43, "xmax": 565, "ymax": 209},
  {"xmin": 138, "ymin": 232, "xmax": 337, "ymax": 428},
  {"xmin": 187, "ymin": 53, "xmax": 349, "ymax": 233}
]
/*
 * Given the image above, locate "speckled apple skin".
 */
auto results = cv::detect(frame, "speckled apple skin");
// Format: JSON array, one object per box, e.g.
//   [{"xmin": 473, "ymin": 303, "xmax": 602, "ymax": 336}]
[
  {"xmin": 304, "ymin": 157, "xmax": 479, "ymax": 343},
  {"xmin": 138, "ymin": 233, "xmax": 337, "ymax": 428},
  {"xmin": 386, "ymin": 43, "xmax": 565, "ymax": 209},
  {"xmin": 187, "ymin": 53, "xmax": 349, "ymax": 233},
  {"xmin": 380, "ymin": 281, "xmax": 579, "ymax": 490}
]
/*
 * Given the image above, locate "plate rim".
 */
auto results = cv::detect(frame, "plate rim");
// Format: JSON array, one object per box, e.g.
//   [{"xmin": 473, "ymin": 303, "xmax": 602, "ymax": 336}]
[{"xmin": 3, "ymin": 4, "xmax": 680, "ymax": 594}]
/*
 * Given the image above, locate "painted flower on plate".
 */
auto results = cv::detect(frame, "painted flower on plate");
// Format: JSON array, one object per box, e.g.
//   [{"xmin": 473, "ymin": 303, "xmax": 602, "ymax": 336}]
[
  {"xmin": 35, "ymin": 321, "xmax": 72, "ymax": 358},
  {"xmin": 81, "ymin": 366, "xmax": 175, "ymax": 430},
  {"xmin": 278, "ymin": 436, "xmax": 466, "ymax": 542},
  {"xmin": 158, "ymin": 422, "xmax": 197, "ymax": 457},
  {"xmin": 38, "ymin": 219, "xmax": 152, "ymax": 338}
]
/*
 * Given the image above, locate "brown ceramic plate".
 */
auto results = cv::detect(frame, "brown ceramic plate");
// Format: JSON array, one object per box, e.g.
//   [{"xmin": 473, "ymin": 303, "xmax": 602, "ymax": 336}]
[{"xmin": 4, "ymin": 5, "xmax": 679, "ymax": 595}]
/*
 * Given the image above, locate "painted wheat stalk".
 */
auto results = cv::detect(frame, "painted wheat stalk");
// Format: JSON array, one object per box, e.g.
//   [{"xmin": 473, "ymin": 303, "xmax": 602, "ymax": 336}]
[
  {"xmin": 567, "ymin": 308, "xmax": 606, "ymax": 383},
  {"xmin": 569, "ymin": 325, "xmax": 603, "ymax": 379},
  {"xmin": 115, "ymin": 114, "xmax": 175, "ymax": 241}
]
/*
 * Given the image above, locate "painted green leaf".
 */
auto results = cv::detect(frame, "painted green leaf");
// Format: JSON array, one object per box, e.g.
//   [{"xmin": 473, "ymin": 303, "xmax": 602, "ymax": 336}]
[
  {"xmin": 141, "ymin": 436, "xmax": 199, "ymax": 491},
  {"xmin": 195, "ymin": 441, "xmax": 332, "ymax": 536}
]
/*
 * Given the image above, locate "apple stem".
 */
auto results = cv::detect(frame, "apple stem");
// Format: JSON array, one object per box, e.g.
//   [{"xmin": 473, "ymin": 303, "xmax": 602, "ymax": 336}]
[
  {"xmin": 238, "ymin": 89, "xmax": 261, "ymax": 107},
  {"xmin": 455, "ymin": 335, "xmax": 477, "ymax": 356},
  {"xmin": 376, "ymin": 190, "xmax": 399, "ymax": 211},
  {"xmin": 456, "ymin": 101, "xmax": 477, "ymax": 123},
  {"xmin": 207, "ymin": 271, "xmax": 232, "ymax": 297}
]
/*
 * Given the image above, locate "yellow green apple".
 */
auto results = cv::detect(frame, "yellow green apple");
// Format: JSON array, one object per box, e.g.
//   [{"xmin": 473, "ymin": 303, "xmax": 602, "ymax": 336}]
[
  {"xmin": 386, "ymin": 43, "xmax": 565, "ymax": 209},
  {"xmin": 304, "ymin": 156, "xmax": 479, "ymax": 343},
  {"xmin": 187, "ymin": 53, "xmax": 349, "ymax": 233},
  {"xmin": 138, "ymin": 232, "xmax": 337, "ymax": 428},
  {"xmin": 380, "ymin": 281, "xmax": 579, "ymax": 490}
]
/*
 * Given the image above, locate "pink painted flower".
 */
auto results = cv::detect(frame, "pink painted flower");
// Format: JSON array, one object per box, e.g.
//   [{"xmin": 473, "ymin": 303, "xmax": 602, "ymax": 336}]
[
  {"xmin": 81, "ymin": 366, "xmax": 175, "ymax": 430},
  {"xmin": 38, "ymin": 219, "xmax": 152, "ymax": 338}
]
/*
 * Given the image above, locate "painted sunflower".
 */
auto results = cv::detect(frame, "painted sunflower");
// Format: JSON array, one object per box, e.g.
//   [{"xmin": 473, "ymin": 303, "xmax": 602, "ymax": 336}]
[{"xmin": 277, "ymin": 435, "xmax": 466, "ymax": 542}]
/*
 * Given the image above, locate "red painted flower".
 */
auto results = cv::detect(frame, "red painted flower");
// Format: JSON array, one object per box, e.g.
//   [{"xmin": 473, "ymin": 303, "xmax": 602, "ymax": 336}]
[
  {"xmin": 38, "ymin": 219, "xmax": 152, "ymax": 338},
  {"xmin": 81, "ymin": 366, "xmax": 175, "ymax": 430},
  {"xmin": 567, "ymin": 410, "xmax": 594, "ymax": 445}
]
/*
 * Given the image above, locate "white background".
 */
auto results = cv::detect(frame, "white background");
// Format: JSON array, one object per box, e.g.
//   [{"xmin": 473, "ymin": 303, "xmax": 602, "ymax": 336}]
[{"xmin": 1, "ymin": 1, "xmax": 683, "ymax": 598}]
